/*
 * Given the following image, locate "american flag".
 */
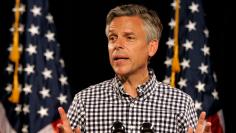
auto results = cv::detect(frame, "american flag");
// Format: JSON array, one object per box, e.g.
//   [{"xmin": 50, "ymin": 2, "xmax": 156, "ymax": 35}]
[
  {"xmin": 163, "ymin": 0, "xmax": 224, "ymax": 132},
  {"xmin": 0, "ymin": 0, "xmax": 71, "ymax": 132}
]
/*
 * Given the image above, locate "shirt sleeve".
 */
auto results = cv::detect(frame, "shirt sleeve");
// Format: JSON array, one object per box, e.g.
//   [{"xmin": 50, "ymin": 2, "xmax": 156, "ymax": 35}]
[
  {"xmin": 176, "ymin": 96, "xmax": 198, "ymax": 133},
  {"xmin": 184, "ymin": 96, "xmax": 198, "ymax": 132},
  {"xmin": 67, "ymin": 93, "xmax": 86, "ymax": 132}
]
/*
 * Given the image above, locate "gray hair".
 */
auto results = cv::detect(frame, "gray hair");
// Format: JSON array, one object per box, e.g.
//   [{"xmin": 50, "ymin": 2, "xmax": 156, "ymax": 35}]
[{"xmin": 105, "ymin": 4, "xmax": 163, "ymax": 43}]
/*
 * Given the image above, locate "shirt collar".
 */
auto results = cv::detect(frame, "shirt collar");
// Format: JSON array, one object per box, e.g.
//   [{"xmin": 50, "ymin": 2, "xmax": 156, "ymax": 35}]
[{"xmin": 112, "ymin": 69, "xmax": 156, "ymax": 97}]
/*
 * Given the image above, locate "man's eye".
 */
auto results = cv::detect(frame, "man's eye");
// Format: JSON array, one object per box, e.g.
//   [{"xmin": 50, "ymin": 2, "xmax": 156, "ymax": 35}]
[
  {"xmin": 109, "ymin": 36, "xmax": 117, "ymax": 41},
  {"xmin": 127, "ymin": 36, "xmax": 135, "ymax": 40}
]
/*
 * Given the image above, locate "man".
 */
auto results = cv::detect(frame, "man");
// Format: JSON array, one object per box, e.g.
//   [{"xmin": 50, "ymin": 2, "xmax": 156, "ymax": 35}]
[{"xmin": 58, "ymin": 4, "xmax": 211, "ymax": 133}]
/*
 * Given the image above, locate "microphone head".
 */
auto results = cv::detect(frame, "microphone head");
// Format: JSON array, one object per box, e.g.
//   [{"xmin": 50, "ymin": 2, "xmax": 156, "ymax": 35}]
[
  {"xmin": 140, "ymin": 122, "xmax": 154, "ymax": 133},
  {"xmin": 111, "ymin": 121, "xmax": 125, "ymax": 133}
]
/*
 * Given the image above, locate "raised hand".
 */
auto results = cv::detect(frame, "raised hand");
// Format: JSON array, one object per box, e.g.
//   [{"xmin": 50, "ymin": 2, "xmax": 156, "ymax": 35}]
[
  {"xmin": 188, "ymin": 112, "xmax": 212, "ymax": 133},
  {"xmin": 57, "ymin": 107, "xmax": 81, "ymax": 133}
]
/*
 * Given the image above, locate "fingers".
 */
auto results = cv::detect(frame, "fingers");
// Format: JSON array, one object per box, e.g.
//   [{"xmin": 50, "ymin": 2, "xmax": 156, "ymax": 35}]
[
  {"xmin": 194, "ymin": 111, "xmax": 212, "ymax": 133},
  {"xmin": 187, "ymin": 127, "xmax": 193, "ymax": 133},
  {"xmin": 58, "ymin": 107, "xmax": 71, "ymax": 126},
  {"xmin": 58, "ymin": 107, "xmax": 74, "ymax": 133},
  {"xmin": 58, "ymin": 107, "xmax": 68, "ymax": 122},
  {"xmin": 57, "ymin": 123, "xmax": 64, "ymax": 133},
  {"xmin": 197, "ymin": 112, "xmax": 206, "ymax": 126},
  {"xmin": 204, "ymin": 122, "xmax": 212, "ymax": 133},
  {"xmin": 196, "ymin": 111, "xmax": 206, "ymax": 132}
]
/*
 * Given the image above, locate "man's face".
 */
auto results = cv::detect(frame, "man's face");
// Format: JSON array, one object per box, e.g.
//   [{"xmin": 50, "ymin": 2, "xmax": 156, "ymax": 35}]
[{"xmin": 107, "ymin": 16, "xmax": 157, "ymax": 77}]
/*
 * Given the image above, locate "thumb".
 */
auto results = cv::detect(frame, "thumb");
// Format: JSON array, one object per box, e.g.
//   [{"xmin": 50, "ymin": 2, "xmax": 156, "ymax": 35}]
[
  {"xmin": 57, "ymin": 123, "xmax": 64, "ymax": 133},
  {"xmin": 204, "ymin": 122, "xmax": 212, "ymax": 133}
]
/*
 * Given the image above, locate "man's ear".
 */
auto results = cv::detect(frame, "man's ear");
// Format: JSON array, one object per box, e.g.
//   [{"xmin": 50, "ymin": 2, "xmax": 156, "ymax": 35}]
[{"xmin": 148, "ymin": 39, "xmax": 158, "ymax": 57}]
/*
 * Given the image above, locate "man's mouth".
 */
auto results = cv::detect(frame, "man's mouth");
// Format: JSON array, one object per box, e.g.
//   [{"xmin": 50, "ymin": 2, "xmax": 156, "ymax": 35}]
[
  {"xmin": 113, "ymin": 57, "xmax": 129, "ymax": 61},
  {"xmin": 113, "ymin": 55, "xmax": 129, "ymax": 61}
]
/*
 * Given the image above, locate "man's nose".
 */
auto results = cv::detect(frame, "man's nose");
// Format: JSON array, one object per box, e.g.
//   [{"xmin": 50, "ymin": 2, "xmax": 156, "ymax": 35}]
[{"xmin": 114, "ymin": 38, "xmax": 125, "ymax": 48}]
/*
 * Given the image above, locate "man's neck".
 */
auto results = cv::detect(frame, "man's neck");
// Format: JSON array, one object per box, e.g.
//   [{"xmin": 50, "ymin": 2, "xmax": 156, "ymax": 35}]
[{"xmin": 121, "ymin": 69, "xmax": 149, "ymax": 98}]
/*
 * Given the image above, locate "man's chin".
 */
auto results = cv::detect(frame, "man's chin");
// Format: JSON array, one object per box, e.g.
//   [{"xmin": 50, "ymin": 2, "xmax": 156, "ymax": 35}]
[{"xmin": 114, "ymin": 70, "xmax": 128, "ymax": 77}]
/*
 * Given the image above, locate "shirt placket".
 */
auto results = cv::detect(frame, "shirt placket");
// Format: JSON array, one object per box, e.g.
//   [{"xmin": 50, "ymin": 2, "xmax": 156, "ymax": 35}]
[{"xmin": 126, "ymin": 97, "xmax": 138, "ymax": 133}]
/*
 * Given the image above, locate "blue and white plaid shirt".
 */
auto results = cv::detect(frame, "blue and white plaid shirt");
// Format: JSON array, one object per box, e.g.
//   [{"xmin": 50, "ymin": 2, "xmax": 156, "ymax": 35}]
[{"xmin": 67, "ymin": 70, "xmax": 197, "ymax": 133}]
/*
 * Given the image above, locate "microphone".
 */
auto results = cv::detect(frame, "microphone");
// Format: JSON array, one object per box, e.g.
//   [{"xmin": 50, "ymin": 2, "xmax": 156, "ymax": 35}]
[
  {"xmin": 111, "ymin": 121, "xmax": 126, "ymax": 133},
  {"xmin": 140, "ymin": 122, "xmax": 154, "ymax": 133}
]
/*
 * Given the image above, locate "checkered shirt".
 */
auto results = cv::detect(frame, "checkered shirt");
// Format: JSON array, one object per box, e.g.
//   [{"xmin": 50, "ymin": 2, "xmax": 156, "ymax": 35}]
[{"xmin": 67, "ymin": 70, "xmax": 198, "ymax": 133}]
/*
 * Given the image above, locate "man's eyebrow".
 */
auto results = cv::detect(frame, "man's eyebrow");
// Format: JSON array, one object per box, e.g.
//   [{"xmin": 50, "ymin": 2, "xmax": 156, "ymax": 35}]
[
  {"xmin": 124, "ymin": 32, "xmax": 136, "ymax": 36},
  {"xmin": 108, "ymin": 32, "xmax": 116, "ymax": 36},
  {"xmin": 108, "ymin": 29, "xmax": 115, "ymax": 33},
  {"xmin": 108, "ymin": 31, "xmax": 136, "ymax": 36}
]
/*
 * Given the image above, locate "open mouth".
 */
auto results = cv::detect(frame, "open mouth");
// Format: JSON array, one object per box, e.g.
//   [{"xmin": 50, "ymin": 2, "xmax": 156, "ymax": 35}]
[
  {"xmin": 113, "ymin": 55, "xmax": 129, "ymax": 61},
  {"xmin": 113, "ymin": 57, "xmax": 129, "ymax": 61}
]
